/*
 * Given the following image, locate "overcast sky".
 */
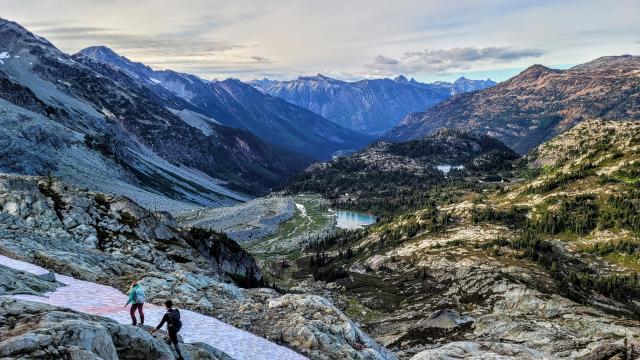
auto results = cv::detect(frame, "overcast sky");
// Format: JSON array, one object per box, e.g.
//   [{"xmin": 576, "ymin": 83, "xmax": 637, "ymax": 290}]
[{"xmin": 2, "ymin": 0, "xmax": 639, "ymax": 82}]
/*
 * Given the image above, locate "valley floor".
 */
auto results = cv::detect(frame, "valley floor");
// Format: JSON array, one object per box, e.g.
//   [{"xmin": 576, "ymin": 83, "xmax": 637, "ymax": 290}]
[
  {"xmin": 175, "ymin": 194, "xmax": 336, "ymax": 257},
  {"xmin": 0, "ymin": 254, "xmax": 306, "ymax": 360}
]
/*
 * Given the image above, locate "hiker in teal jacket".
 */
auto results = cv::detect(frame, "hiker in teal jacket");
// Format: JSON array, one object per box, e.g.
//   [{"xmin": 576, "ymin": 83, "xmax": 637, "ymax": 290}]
[{"xmin": 125, "ymin": 280, "xmax": 145, "ymax": 326}]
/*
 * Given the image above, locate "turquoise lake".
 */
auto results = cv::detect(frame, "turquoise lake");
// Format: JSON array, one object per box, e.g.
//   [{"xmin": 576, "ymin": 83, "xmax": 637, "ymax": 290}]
[{"xmin": 335, "ymin": 210, "xmax": 377, "ymax": 230}]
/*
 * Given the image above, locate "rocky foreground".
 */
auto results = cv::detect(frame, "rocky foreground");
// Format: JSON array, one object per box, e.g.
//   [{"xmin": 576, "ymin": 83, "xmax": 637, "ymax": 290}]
[
  {"xmin": 0, "ymin": 174, "xmax": 394, "ymax": 360},
  {"xmin": 0, "ymin": 263, "xmax": 229, "ymax": 359}
]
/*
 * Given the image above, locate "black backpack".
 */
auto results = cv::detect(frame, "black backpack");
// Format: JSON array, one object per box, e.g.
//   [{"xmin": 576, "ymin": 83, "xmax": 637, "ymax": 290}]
[{"xmin": 167, "ymin": 309, "xmax": 182, "ymax": 332}]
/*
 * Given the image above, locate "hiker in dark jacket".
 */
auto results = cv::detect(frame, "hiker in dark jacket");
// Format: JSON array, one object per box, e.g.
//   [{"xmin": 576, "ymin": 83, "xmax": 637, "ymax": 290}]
[
  {"xmin": 124, "ymin": 280, "xmax": 145, "ymax": 326},
  {"xmin": 152, "ymin": 300, "xmax": 183, "ymax": 360}
]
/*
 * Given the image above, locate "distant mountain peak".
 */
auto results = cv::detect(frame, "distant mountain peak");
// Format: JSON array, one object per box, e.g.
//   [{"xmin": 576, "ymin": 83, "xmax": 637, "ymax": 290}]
[
  {"xmin": 251, "ymin": 74, "xmax": 496, "ymax": 134},
  {"xmin": 385, "ymin": 55, "xmax": 640, "ymax": 154},
  {"xmin": 0, "ymin": 17, "xmax": 56, "ymax": 50},
  {"xmin": 394, "ymin": 75, "xmax": 409, "ymax": 83},
  {"xmin": 221, "ymin": 77, "xmax": 243, "ymax": 84},
  {"xmin": 520, "ymin": 64, "xmax": 556, "ymax": 75},
  {"xmin": 298, "ymin": 73, "xmax": 332, "ymax": 81},
  {"xmin": 78, "ymin": 45, "xmax": 119, "ymax": 57},
  {"xmin": 77, "ymin": 45, "xmax": 153, "ymax": 80}
]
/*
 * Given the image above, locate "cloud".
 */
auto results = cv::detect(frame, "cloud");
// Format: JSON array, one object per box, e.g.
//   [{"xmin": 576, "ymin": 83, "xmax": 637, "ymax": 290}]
[
  {"xmin": 30, "ymin": 24, "xmax": 240, "ymax": 58},
  {"xmin": 405, "ymin": 47, "xmax": 545, "ymax": 62},
  {"xmin": 373, "ymin": 55, "xmax": 399, "ymax": 65},
  {"xmin": 8, "ymin": 0, "xmax": 637, "ymax": 81},
  {"xmin": 251, "ymin": 55, "xmax": 270, "ymax": 62},
  {"xmin": 36, "ymin": 26, "xmax": 112, "ymax": 35},
  {"xmin": 368, "ymin": 46, "xmax": 546, "ymax": 74}
]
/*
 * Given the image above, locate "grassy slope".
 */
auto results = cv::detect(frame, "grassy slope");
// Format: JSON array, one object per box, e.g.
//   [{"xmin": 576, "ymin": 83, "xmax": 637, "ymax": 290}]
[{"xmin": 247, "ymin": 194, "xmax": 335, "ymax": 258}]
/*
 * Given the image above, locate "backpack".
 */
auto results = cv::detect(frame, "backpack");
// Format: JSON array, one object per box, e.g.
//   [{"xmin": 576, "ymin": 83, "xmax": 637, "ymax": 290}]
[
  {"xmin": 167, "ymin": 309, "xmax": 182, "ymax": 332},
  {"xmin": 133, "ymin": 286, "xmax": 145, "ymax": 303}
]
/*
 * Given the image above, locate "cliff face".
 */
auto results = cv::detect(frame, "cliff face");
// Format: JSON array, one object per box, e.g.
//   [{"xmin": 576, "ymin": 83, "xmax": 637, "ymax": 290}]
[{"xmin": 385, "ymin": 55, "xmax": 640, "ymax": 153}]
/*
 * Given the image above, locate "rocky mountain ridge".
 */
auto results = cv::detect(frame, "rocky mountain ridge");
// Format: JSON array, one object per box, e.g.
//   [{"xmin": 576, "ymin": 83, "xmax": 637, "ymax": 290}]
[
  {"xmin": 0, "ymin": 17, "xmax": 312, "ymax": 209},
  {"xmin": 431, "ymin": 76, "xmax": 497, "ymax": 95},
  {"xmin": 77, "ymin": 46, "xmax": 371, "ymax": 160},
  {"xmin": 385, "ymin": 55, "xmax": 640, "ymax": 153}
]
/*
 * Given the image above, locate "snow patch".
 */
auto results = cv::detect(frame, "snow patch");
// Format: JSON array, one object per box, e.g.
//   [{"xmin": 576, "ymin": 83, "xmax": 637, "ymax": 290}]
[
  {"xmin": 0, "ymin": 254, "xmax": 307, "ymax": 360},
  {"xmin": 167, "ymin": 108, "xmax": 220, "ymax": 136},
  {"xmin": 0, "ymin": 52, "xmax": 9, "ymax": 64},
  {"xmin": 295, "ymin": 202, "xmax": 309, "ymax": 219},
  {"xmin": 158, "ymin": 78, "xmax": 194, "ymax": 100},
  {"xmin": 100, "ymin": 107, "xmax": 115, "ymax": 118}
]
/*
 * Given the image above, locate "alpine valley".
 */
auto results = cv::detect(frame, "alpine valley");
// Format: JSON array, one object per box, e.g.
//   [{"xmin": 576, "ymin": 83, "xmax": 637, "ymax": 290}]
[{"xmin": 1, "ymin": 14, "xmax": 639, "ymax": 360}]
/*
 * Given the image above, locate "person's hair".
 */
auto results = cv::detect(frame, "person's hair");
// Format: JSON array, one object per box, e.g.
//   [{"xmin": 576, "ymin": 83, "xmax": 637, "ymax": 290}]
[{"xmin": 165, "ymin": 300, "xmax": 173, "ymax": 309}]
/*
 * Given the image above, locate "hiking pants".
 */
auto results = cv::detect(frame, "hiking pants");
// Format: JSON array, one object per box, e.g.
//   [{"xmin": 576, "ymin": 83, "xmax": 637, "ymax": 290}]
[
  {"xmin": 130, "ymin": 303, "xmax": 144, "ymax": 325},
  {"xmin": 168, "ymin": 327, "xmax": 183, "ymax": 358}
]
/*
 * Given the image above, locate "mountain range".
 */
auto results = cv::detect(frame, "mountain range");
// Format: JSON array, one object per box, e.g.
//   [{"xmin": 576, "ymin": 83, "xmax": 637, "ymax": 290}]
[
  {"xmin": 77, "ymin": 46, "xmax": 371, "ymax": 160},
  {"xmin": 384, "ymin": 55, "xmax": 640, "ymax": 153},
  {"xmin": 0, "ymin": 18, "xmax": 321, "ymax": 209},
  {"xmin": 250, "ymin": 75, "xmax": 495, "ymax": 135}
]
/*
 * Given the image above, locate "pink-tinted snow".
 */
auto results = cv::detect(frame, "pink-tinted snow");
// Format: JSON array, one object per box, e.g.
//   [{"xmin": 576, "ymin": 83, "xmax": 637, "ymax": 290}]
[{"xmin": 0, "ymin": 254, "xmax": 307, "ymax": 360}]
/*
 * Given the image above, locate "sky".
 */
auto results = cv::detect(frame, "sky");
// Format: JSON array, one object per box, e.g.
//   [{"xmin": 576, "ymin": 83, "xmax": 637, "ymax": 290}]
[{"xmin": 1, "ymin": 0, "xmax": 639, "ymax": 82}]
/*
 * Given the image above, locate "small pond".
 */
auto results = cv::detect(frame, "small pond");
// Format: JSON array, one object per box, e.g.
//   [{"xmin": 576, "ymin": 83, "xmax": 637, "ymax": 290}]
[{"xmin": 335, "ymin": 210, "xmax": 377, "ymax": 230}]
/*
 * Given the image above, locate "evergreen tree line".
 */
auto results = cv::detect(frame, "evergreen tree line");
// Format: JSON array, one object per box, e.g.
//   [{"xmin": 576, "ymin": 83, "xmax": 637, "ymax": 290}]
[
  {"xmin": 531, "ymin": 193, "xmax": 640, "ymax": 236},
  {"xmin": 470, "ymin": 206, "xmax": 528, "ymax": 228},
  {"xmin": 486, "ymin": 230, "xmax": 640, "ymax": 306},
  {"xmin": 524, "ymin": 162, "xmax": 596, "ymax": 194},
  {"xmin": 584, "ymin": 239, "xmax": 640, "ymax": 256},
  {"xmin": 475, "ymin": 191, "xmax": 640, "ymax": 237}
]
